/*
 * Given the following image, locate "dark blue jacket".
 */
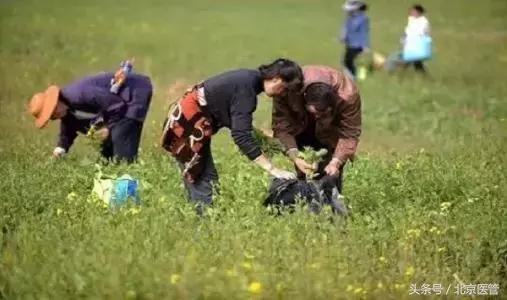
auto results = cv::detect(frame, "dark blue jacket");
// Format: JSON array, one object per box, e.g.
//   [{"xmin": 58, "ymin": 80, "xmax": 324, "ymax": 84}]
[
  {"xmin": 203, "ymin": 69, "xmax": 263, "ymax": 160},
  {"xmin": 57, "ymin": 72, "xmax": 152, "ymax": 150}
]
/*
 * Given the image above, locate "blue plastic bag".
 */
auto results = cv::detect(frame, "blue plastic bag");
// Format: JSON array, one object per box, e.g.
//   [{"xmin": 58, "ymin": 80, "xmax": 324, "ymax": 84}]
[
  {"xmin": 93, "ymin": 174, "xmax": 140, "ymax": 208},
  {"xmin": 112, "ymin": 175, "xmax": 140, "ymax": 207},
  {"xmin": 402, "ymin": 35, "xmax": 432, "ymax": 62}
]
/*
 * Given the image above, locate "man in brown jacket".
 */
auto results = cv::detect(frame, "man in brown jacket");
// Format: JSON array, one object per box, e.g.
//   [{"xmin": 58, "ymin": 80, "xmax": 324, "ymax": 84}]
[{"xmin": 272, "ymin": 65, "xmax": 361, "ymax": 192}]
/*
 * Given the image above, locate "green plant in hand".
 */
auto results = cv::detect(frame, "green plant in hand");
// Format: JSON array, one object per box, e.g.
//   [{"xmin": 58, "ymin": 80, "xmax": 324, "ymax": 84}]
[
  {"xmin": 298, "ymin": 147, "xmax": 328, "ymax": 165},
  {"xmin": 298, "ymin": 147, "xmax": 328, "ymax": 179},
  {"xmin": 86, "ymin": 124, "xmax": 99, "ymax": 139},
  {"xmin": 79, "ymin": 123, "xmax": 109, "ymax": 151}
]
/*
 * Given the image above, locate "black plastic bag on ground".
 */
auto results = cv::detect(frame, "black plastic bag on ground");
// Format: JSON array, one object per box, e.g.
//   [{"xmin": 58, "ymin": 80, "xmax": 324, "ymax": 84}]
[{"xmin": 264, "ymin": 176, "xmax": 348, "ymax": 215}]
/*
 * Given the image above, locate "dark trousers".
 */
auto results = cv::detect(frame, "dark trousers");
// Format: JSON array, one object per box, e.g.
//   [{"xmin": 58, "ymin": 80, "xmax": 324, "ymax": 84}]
[
  {"xmin": 412, "ymin": 60, "xmax": 426, "ymax": 72},
  {"xmin": 295, "ymin": 125, "xmax": 344, "ymax": 193},
  {"xmin": 343, "ymin": 47, "xmax": 363, "ymax": 77},
  {"xmin": 101, "ymin": 118, "xmax": 144, "ymax": 163},
  {"xmin": 386, "ymin": 52, "xmax": 428, "ymax": 74},
  {"xmin": 179, "ymin": 142, "xmax": 218, "ymax": 213}
]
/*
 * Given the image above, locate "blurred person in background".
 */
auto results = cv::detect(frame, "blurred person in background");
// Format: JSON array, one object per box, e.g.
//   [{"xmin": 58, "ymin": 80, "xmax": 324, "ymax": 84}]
[
  {"xmin": 340, "ymin": 0, "xmax": 370, "ymax": 80},
  {"xmin": 272, "ymin": 65, "xmax": 361, "ymax": 194},
  {"xmin": 404, "ymin": 4, "xmax": 431, "ymax": 72},
  {"xmin": 386, "ymin": 4, "xmax": 432, "ymax": 73},
  {"xmin": 161, "ymin": 59, "xmax": 303, "ymax": 214},
  {"xmin": 28, "ymin": 71, "xmax": 152, "ymax": 163}
]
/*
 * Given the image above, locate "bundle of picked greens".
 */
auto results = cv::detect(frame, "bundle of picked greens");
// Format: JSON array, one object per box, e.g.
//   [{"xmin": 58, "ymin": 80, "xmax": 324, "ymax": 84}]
[
  {"xmin": 298, "ymin": 147, "xmax": 328, "ymax": 165},
  {"xmin": 77, "ymin": 119, "xmax": 107, "ymax": 151}
]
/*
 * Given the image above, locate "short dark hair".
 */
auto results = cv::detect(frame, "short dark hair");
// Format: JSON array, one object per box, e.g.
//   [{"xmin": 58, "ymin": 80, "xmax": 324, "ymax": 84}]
[
  {"xmin": 359, "ymin": 3, "xmax": 368, "ymax": 11},
  {"xmin": 413, "ymin": 4, "xmax": 425, "ymax": 14},
  {"xmin": 304, "ymin": 83, "xmax": 337, "ymax": 111},
  {"xmin": 259, "ymin": 58, "xmax": 303, "ymax": 91}
]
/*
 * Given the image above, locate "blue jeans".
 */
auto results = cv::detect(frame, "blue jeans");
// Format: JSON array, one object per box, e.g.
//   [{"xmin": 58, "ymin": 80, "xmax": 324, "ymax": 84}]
[
  {"xmin": 179, "ymin": 143, "xmax": 219, "ymax": 213},
  {"xmin": 101, "ymin": 118, "xmax": 144, "ymax": 163}
]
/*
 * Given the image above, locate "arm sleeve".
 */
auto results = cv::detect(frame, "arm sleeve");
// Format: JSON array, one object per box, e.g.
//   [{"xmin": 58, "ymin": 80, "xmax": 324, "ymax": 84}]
[
  {"xmin": 333, "ymin": 95, "xmax": 362, "ymax": 163},
  {"xmin": 230, "ymin": 90, "xmax": 262, "ymax": 160},
  {"xmin": 340, "ymin": 20, "xmax": 347, "ymax": 42},
  {"xmin": 424, "ymin": 19, "xmax": 430, "ymax": 35},
  {"xmin": 271, "ymin": 96, "xmax": 298, "ymax": 151},
  {"xmin": 360, "ymin": 17, "xmax": 370, "ymax": 48},
  {"xmin": 57, "ymin": 117, "xmax": 78, "ymax": 152},
  {"xmin": 82, "ymin": 87, "xmax": 127, "ymax": 126}
]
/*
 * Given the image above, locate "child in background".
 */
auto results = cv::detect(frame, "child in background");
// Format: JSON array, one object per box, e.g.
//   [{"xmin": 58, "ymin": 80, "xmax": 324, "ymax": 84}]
[
  {"xmin": 404, "ymin": 4, "xmax": 430, "ymax": 72},
  {"xmin": 340, "ymin": 0, "xmax": 370, "ymax": 80},
  {"xmin": 386, "ymin": 4, "xmax": 432, "ymax": 73}
]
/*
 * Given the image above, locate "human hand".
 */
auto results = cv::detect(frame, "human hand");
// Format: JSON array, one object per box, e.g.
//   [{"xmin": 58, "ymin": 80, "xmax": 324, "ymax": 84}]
[
  {"xmin": 52, "ymin": 147, "xmax": 66, "ymax": 158},
  {"xmin": 254, "ymin": 154, "xmax": 297, "ymax": 179},
  {"xmin": 92, "ymin": 127, "xmax": 110, "ymax": 141},
  {"xmin": 270, "ymin": 168, "xmax": 297, "ymax": 180},
  {"xmin": 324, "ymin": 158, "xmax": 342, "ymax": 176},
  {"xmin": 294, "ymin": 157, "xmax": 316, "ymax": 175}
]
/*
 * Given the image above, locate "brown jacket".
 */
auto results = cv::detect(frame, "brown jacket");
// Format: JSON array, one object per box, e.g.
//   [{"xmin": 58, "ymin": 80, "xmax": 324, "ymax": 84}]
[{"xmin": 272, "ymin": 65, "xmax": 361, "ymax": 164}]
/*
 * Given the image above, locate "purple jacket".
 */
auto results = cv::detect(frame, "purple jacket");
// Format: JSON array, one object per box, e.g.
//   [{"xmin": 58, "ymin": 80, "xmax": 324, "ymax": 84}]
[
  {"xmin": 57, "ymin": 72, "xmax": 152, "ymax": 150},
  {"xmin": 341, "ymin": 12, "xmax": 370, "ymax": 49}
]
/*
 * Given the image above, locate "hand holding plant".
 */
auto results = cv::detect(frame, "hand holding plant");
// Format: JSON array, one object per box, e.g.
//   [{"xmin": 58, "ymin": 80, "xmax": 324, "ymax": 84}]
[{"xmin": 297, "ymin": 147, "xmax": 328, "ymax": 179}]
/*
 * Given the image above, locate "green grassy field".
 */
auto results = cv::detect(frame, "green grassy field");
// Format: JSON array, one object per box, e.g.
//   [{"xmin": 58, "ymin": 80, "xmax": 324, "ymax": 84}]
[{"xmin": 1, "ymin": 0, "xmax": 506, "ymax": 298}]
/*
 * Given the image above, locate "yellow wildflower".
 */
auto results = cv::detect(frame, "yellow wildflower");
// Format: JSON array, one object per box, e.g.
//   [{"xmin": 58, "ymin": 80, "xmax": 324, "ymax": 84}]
[
  {"xmin": 170, "ymin": 274, "xmax": 181, "ymax": 285},
  {"xmin": 128, "ymin": 207, "xmax": 141, "ymax": 215},
  {"xmin": 353, "ymin": 287, "xmax": 363, "ymax": 294},
  {"xmin": 440, "ymin": 202, "xmax": 452, "ymax": 210},
  {"xmin": 378, "ymin": 256, "xmax": 387, "ymax": 263},
  {"xmin": 346, "ymin": 285, "xmax": 354, "ymax": 292},
  {"xmin": 248, "ymin": 281, "xmax": 262, "ymax": 294},
  {"xmin": 66, "ymin": 192, "xmax": 78, "ymax": 201},
  {"xmin": 405, "ymin": 266, "xmax": 415, "ymax": 277},
  {"xmin": 241, "ymin": 262, "xmax": 252, "ymax": 270},
  {"xmin": 56, "ymin": 208, "xmax": 62, "ymax": 216},
  {"xmin": 407, "ymin": 229, "xmax": 421, "ymax": 238}
]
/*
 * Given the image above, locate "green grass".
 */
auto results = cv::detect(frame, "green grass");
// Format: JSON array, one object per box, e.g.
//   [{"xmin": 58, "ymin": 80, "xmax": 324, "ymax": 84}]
[{"xmin": 1, "ymin": 0, "xmax": 506, "ymax": 298}]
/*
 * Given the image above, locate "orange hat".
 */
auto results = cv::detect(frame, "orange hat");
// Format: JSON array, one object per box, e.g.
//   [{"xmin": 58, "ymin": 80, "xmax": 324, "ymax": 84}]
[{"xmin": 28, "ymin": 85, "xmax": 60, "ymax": 128}]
